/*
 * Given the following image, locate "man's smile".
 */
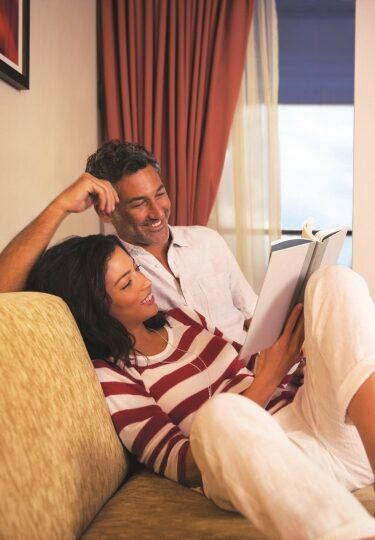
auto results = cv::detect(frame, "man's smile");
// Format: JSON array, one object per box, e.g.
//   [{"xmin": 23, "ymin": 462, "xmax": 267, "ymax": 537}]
[{"xmin": 142, "ymin": 218, "xmax": 168, "ymax": 231}]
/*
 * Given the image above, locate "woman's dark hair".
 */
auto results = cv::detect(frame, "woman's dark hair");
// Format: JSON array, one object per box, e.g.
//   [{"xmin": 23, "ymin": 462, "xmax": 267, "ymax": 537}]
[{"xmin": 26, "ymin": 234, "xmax": 166, "ymax": 365}]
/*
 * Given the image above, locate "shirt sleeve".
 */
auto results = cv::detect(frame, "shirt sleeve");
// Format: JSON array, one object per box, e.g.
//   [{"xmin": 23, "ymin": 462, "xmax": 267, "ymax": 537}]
[
  {"xmin": 94, "ymin": 361, "xmax": 190, "ymax": 484},
  {"xmin": 214, "ymin": 231, "xmax": 258, "ymax": 319}
]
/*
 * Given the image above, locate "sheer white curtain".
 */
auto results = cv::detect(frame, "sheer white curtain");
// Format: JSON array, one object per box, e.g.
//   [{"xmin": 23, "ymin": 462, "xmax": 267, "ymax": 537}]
[{"xmin": 208, "ymin": 0, "xmax": 280, "ymax": 293}]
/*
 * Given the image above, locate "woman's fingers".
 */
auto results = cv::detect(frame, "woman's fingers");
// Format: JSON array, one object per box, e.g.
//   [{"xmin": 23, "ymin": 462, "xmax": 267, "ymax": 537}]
[
  {"xmin": 282, "ymin": 303, "xmax": 303, "ymax": 337},
  {"xmin": 293, "ymin": 313, "xmax": 305, "ymax": 349},
  {"xmin": 272, "ymin": 304, "xmax": 305, "ymax": 363}
]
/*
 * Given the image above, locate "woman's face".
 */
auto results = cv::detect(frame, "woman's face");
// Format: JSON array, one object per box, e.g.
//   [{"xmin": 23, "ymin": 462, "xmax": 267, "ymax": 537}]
[{"xmin": 105, "ymin": 247, "xmax": 158, "ymax": 330}]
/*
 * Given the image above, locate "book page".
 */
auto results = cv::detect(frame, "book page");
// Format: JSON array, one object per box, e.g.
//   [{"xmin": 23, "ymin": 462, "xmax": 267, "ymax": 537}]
[{"xmin": 305, "ymin": 228, "xmax": 347, "ymax": 279}]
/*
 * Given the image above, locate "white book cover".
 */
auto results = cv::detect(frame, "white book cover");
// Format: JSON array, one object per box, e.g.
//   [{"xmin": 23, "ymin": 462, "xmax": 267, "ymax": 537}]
[{"xmin": 239, "ymin": 220, "xmax": 347, "ymax": 361}]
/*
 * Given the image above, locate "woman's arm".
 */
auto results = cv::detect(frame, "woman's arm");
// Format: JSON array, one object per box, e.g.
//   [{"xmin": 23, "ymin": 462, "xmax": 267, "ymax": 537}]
[
  {"xmin": 241, "ymin": 303, "xmax": 304, "ymax": 407},
  {"xmin": 185, "ymin": 446, "xmax": 202, "ymax": 487},
  {"xmin": 94, "ymin": 361, "xmax": 202, "ymax": 487}
]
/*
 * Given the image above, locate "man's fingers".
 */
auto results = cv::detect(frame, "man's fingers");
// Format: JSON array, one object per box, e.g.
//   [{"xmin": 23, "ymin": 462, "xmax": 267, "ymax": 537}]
[
  {"xmin": 54, "ymin": 173, "xmax": 120, "ymax": 216},
  {"xmin": 89, "ymin": 179, "xmax": 119, "ymax": 214}
]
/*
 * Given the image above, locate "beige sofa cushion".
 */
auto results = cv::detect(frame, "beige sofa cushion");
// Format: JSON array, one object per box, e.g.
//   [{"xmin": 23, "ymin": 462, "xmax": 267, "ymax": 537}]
[
  {"xmin": 82, "ymin": 469, "xmax": 375, "ymax": 540},
  {"xmin": 0, "ymin": 292, "xmax": 128, "ymax": 540},
  {"xmin": 83, "ymin": 469, "xmax": 266, "ymax": 539}
]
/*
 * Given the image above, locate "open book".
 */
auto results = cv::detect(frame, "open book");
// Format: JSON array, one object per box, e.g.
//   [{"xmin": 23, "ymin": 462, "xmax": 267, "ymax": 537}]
[{"xmin": 239, "ymin": 219, "xmax": 347, "ymax": 361}]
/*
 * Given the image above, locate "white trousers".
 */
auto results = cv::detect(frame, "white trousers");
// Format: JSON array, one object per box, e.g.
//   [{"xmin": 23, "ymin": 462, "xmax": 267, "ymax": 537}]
[{"xmin": 190, "ymin": 267, "xmax": 375, "ymax": 540}]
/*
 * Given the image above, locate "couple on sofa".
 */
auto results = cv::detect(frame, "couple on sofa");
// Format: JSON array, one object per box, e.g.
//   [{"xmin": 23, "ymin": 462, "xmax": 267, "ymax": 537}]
[{"xmin": 1, "ymin": 140, "xmax": 375, "ymax": 540}]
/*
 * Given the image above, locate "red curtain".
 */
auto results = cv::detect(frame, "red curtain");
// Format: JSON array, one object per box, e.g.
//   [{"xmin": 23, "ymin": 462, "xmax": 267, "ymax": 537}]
[{"xmin": 99, "ymin": 0, "xmax": 253, "ymax": 225}]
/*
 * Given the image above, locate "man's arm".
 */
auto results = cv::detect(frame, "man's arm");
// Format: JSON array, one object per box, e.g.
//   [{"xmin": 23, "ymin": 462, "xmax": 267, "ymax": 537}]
[
  {"xmin": 0, "ymin": 173, "xmax": 119, "ymax": 293},
  {"xmin": 212, "ymin": 230, "xmax": 258, "ymax": 319},
  {"xmin": 95, "ymin": 360, "xmax": 202, "ymax": 487}
]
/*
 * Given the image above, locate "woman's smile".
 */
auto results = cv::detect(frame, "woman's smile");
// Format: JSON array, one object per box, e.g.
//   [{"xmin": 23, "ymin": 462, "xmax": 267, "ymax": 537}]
[{"xmin": 141, "ymin": 292, "xmax": 155, "ymax": 305}]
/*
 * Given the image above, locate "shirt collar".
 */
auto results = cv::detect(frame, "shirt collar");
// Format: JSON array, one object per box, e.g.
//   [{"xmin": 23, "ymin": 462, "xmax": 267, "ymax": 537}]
[
  {"xmin": 168, "ymin": 226, "xmax": 189, "ymax": 247},
  {"xmin": 118, "ymin": 226, "xmax": 189, "ymax": 255}
]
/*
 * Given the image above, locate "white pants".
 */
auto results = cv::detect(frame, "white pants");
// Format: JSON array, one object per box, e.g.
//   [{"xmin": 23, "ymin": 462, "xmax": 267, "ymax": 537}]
[{"xmin": 190, "ymin": 267, "xmax": 375, "ymax": 540}]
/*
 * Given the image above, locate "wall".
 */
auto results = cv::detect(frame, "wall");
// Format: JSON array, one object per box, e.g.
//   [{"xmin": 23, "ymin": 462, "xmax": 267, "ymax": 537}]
[
  {"xmin": 352, "ymin": 0, "xmax": 375, "ymax": 297},
  {"xmin": 0, "ymin": 0, "xmax": 98, "ymax": 251},
  {"xmin": 2, "ymin": 0, "xmax": 373, "ymax": 295}
]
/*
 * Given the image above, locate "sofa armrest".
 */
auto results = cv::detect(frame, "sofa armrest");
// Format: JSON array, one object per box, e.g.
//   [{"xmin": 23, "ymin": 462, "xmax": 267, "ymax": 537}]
[{"xmin": 0, "ymin": 292, "xmax": 129, "ymax": 539}]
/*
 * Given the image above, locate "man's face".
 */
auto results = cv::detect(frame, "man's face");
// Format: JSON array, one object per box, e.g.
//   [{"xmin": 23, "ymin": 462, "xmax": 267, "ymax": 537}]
[{"xmin": 111, "ymin": 165, "xmax": 171, "ymax": 248}]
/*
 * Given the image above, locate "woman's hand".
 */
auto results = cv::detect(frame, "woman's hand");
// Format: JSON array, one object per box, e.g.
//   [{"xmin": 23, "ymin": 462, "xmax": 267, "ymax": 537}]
[
  {"xmin": 242, "ymin": 303, "xmax": 304, "ymax": 407},
  {"xmin": 256, "ymin": 303, "xmax": 304, "ymax": 383}
]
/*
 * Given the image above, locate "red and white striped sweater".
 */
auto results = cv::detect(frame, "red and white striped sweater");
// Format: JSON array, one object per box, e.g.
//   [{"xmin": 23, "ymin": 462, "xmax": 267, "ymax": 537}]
[{"xmin": 94, "ymin": 307, "xmax": 299, "ymax": 484}]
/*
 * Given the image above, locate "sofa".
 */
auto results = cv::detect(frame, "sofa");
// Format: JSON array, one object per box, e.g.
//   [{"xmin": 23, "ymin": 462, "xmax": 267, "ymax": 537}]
[{"xmin": 1, "ymin": 291, "xmax": 375, "ymax": 540}]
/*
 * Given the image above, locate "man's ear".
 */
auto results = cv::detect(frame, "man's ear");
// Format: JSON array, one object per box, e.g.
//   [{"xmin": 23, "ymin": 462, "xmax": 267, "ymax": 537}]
[
  {"xmin": 99, "ymin": 214, "xmax": 113, "ymax": 224},
  {"xmin": 95, "ymin": 207, "xmax": 113, "ymax": 223}
]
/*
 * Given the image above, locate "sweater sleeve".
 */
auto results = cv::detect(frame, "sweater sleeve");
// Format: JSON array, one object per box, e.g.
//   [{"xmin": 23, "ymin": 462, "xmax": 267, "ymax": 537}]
[
  {"xmin": 94, "ymin": 360, "xmax": 190, "ymax": 484},
  {"xmin": 167, "ymin": 305, "xmax": 232, "ymax": 340}
]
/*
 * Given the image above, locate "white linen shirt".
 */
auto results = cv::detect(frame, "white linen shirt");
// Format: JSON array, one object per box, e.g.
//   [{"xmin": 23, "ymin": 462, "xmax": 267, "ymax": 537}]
[{"xmin": 120, "ymin": 226, "xmax": 258, "ymax": 343}]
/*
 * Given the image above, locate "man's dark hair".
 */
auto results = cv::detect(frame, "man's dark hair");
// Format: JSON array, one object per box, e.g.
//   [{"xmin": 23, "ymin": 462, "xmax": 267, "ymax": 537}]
[
  {"xmin": 26, "ymin": 234, "xmax": 165, "ymax": 365},
  {"xmin": 85, "ymin": 140, "xmax": 161, "ymax": 184}
]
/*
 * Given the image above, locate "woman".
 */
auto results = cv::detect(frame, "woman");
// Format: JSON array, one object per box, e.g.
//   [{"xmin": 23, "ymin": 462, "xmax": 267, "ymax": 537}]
[{"xmin": 27, "ymin": 234, "xmax": 375, "ymax": 540}]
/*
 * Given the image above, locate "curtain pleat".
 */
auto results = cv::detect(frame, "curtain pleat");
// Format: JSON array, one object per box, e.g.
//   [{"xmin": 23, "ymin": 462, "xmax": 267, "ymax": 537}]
[
  {"xmin": 98, "ymin": 0, "xmax": 253, "ymax": 225},
  {"xmin": 209, "ymin": 0, "xmax": 280, "ymax": 292}
]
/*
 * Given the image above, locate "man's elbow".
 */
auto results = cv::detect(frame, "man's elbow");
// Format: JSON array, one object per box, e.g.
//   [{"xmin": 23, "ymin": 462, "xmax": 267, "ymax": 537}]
[{"xmin": 0, "ymin": 275, "xmax": 25, "ymax": 293}]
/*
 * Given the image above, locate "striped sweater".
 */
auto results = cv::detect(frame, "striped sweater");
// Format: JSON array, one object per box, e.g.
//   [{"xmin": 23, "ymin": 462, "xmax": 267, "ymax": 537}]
[{"xmin": 94, "ymin": 307, "xmax": 299, "ymax": 484}]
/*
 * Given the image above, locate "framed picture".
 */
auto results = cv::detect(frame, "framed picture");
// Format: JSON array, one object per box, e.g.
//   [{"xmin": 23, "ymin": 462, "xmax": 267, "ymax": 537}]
[{"xmin": 0, "ymin": 0, "xmax": 30, "ymax": 90}]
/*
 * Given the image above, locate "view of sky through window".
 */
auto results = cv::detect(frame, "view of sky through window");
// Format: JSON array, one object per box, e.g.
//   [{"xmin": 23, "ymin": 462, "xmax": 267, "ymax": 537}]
[{"xmin": 279, "ymin": 104, "xmax": 354, "ymax": 266}]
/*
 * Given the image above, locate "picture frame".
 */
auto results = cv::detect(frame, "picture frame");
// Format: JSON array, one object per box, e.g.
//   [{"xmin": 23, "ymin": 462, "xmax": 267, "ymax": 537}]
[{"xmin": 0, "ymin": 0, "xmax": 30, "ymax": 90}]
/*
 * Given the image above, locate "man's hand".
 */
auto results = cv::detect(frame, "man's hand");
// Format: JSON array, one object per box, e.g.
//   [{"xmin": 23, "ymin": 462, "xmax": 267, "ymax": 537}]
[
  {"xmin": 50, "ymin": 173, "xmax": 119, "ymax": 219},
  {"xmin": 241, "ymin": 304, "xmax": 304, "ymax": 406},
  {"xmin": 0, "ymin": 173, "xmax": 120, "ymax": 293}
]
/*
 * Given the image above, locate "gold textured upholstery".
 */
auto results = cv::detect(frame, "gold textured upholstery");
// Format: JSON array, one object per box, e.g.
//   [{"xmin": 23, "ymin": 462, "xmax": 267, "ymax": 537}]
[
  {"xmin": 0, "ymin": 292, "xmax": 128, "ymax": 540},
  {"xmin": 82, "ymin": 469, "xmax": 266, "ymax": 539}
]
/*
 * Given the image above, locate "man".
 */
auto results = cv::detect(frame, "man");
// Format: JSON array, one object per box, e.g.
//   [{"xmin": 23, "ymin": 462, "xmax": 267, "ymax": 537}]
[{"xmin": 0, "ymin": 140, "xmax": 257, "ymax": 343}]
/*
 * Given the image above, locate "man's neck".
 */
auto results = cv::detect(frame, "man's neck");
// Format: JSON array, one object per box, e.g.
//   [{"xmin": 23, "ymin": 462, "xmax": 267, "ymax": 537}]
[
  {"xmin": 144, "ymin": 241, "xmax": 172, "ymax": 273},
  {"xmin": 118, "ymin": 232, "xmax": 173, "ymax": 274}
]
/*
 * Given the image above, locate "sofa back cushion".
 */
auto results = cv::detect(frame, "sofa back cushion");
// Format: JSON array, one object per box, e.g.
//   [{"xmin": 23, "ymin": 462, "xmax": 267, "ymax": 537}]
[{"xmin": 0, "ymin": 292, "xmax": 128, "ymax": 539}]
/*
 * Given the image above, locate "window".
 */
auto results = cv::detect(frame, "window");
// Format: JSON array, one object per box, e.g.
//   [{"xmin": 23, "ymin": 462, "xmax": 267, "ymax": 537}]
[
  {"xmin": 279, "ymin": 104, "xmax": 353, "ymax": 266},
  {"xmin": 277, "ymin": 0, "xmax": 355, "ymax": 266}
]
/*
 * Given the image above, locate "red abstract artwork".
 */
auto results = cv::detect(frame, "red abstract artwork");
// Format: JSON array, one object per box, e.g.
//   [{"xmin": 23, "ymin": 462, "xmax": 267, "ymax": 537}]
[{"xmin": 0, "ymin": 0, "xmax": 29, "ymax": 89}]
